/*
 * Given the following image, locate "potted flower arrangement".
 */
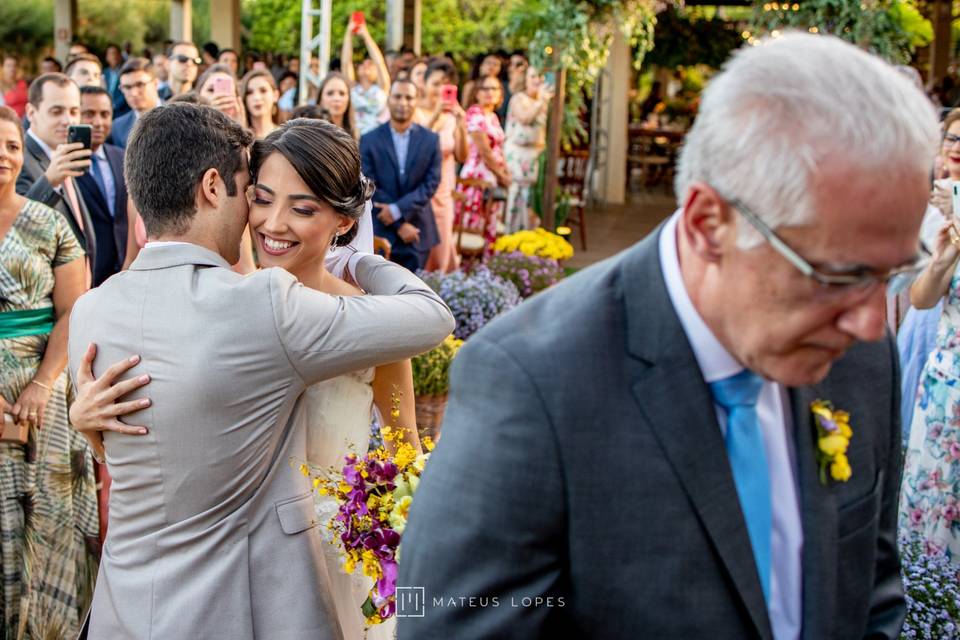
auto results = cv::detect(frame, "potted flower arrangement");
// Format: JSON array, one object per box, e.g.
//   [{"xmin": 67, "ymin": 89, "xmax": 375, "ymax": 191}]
[
  {"xmin": 488, "ymin": 251, "xmax": 565, "ymax": 298},
  {"xmin": 492, "ymin": 227, "xmax": 575, "ymax": 262},
  {"xmin": 418, "ymin": 267, "xmax": 521, "ymax": 340},
  {"xmin": 412, "ymin": 335, "xmax": 464, "ymax": 441},
  {"xmin": 899, "ymin": 532, "xmax": 960, "ymax": 638}
]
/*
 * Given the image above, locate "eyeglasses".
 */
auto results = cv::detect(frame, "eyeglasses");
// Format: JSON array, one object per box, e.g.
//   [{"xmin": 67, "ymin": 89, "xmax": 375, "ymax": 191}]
[
  {"xmin": 944, "ymin": 133, "xmax": 960, "ymax": 146},
  {"xmin": 172, "ymin": 54, "xmax": 202, "ymax": 65},
  {"xmin": 720, "ymin": 192, "xmax": 931, "ymax": 296},
  {"xmin": 478, "ymin": 85, "xmax": 501, "ymax": 92},
  {"xmin": 120, "ymin": 80, "xmax": 150, "ymax": 92}
]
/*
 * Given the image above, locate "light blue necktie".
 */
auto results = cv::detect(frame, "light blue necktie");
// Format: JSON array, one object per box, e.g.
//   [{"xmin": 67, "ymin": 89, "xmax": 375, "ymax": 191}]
[
  {"xmin": 709, "ymin": 369, "xmax": 771, "ymax": 601},
  {"xmin": 90, "ymin": 156, "xmax": 114, "ymax": 218}
]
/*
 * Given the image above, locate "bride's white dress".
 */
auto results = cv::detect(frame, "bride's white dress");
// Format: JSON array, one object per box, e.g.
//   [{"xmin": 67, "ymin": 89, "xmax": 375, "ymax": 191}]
[{"xmin": 301, "ymin": 206, "xmax": 396, "ymax": 639}]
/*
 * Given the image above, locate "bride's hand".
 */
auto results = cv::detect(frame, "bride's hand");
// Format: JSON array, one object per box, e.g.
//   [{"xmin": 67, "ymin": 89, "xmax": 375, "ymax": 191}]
[{"xmin": 70, "ymin": 344, "xmax": 153, "ymax": 459}]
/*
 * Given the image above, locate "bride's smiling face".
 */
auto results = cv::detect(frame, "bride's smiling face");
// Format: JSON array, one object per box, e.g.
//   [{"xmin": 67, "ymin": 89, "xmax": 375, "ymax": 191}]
[{"xmin": 248, "ymin": 152, "xmax": 355, "ymax": 274}]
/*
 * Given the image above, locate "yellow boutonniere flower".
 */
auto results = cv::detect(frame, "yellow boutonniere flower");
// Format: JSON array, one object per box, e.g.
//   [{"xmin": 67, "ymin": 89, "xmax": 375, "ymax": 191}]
[{"xmin": 811, "ymin": 399, "xmax": 854, "ymax": 485}]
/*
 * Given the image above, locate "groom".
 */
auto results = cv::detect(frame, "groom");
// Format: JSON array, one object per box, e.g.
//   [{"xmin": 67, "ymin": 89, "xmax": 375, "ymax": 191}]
[
  {"xmin": 67, "ymin": 103, "xmax": 454, "ymax": 638},
  {"xmin": 399, "ymin": 34, "xmax": 935, "ymax": 639}
]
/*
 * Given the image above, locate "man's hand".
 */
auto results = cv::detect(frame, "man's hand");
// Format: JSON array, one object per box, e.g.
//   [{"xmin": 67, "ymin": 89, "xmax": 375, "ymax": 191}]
[
  {"xmin": 375, "ymin": 202, "xmax": 395, "ymax": 225},
  {"xmin": 44, "ymin": 142, "xmax": 91, "ymax": 188},
  {"xmin": 397, "ymin": 222, "xmax": 421, "ymax": 245},
  {"xmin": 70, "ymin": 344, "xmax": 152, "ymax": 460}
]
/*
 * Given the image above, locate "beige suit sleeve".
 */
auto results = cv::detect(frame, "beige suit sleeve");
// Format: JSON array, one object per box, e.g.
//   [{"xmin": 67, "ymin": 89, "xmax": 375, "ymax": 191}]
[{"xmin": 269, "ymin": 256, "xmax": 455, "ymax": 386}]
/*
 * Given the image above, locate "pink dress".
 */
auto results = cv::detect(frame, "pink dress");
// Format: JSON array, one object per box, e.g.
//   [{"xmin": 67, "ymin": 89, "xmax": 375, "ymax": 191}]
[
  {"xmin": 455, "ymin": 106, "xmax": 505, "ymax": 251},
  {"xmin": 420, "ymin": 112, "xmax": 458, "ymax": 272}
]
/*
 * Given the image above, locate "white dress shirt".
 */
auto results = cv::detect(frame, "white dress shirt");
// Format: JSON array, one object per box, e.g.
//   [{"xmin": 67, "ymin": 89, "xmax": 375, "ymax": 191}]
[{"xmin": 659, "ymin": 211, "xmax": 803, "ymax": 640}]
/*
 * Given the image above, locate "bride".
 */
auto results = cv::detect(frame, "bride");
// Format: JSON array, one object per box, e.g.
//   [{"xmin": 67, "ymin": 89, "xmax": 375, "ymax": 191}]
[{"xmin": 74, "ymin": 118, "xmax": 424, "ymax": 638}]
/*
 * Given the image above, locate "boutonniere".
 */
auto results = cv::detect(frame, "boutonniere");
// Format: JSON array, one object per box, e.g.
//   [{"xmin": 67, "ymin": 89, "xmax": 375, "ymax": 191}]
[{"xmin": 811, "ymin": 400, "xmax": 853, "ymax": 485}]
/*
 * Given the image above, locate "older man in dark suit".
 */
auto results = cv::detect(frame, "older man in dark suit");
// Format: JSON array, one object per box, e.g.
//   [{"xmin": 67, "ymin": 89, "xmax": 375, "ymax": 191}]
[
  {"xmin": 17, "ymin": 73, "xmax": 96, "ymax": 281},
  {"xmin": 399, "ymin": 34, "xmax": 936, "ymax": 639},
  {"xmin": 77, "ymin": 86, "xmax": 129, "ymax": 286},
  {"xmin": 360, "ymin": 78, "xmax": 441, "ymax": 271}
]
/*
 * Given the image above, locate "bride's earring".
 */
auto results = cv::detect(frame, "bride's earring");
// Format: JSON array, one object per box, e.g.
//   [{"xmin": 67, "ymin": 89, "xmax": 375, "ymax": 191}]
[{"xmin": 330, "ymin": 232, "xmax": 339, "ymax": 251}]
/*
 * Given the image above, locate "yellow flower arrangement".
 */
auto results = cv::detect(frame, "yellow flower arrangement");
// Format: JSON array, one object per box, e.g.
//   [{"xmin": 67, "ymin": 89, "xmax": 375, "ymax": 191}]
[
  {"xmin": 493, "ymin": 228, "xmax": 575, "ymax": 261},
  {"xmin": 811, "ymin": 400, "xmax": 853, "ymax": 484}
]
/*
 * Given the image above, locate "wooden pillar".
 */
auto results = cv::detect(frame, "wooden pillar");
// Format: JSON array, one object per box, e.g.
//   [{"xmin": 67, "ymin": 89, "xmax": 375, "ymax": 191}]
[
  {"xmin": 930, "ymin": 0, "xmax": 952, "ymax": 85},
  {"xmin": 386, "ymin": 0, "xmax": 404, "ymax": 51},
  {"xmin": 210, "ymin": 0, "xmax": 241, "ymax": 51},
  {"xmin": 53, "ymin": 0, "xmax": 78, "ymax": 64},
  {"xmin": 599, "ymin": 29, "xmax": 629, "ymax": 205},
  {"xmin": 542, "ymin": 54, "xmax": 566, "ymax": 232},
  {"xmin": 170, "ymin": 0, "xmax": 193, "ymax": 43}
]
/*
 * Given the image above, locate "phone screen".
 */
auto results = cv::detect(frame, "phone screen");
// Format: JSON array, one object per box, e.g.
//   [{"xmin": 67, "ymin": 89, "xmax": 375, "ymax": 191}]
[
  {"xmin": 212, "ymin": 76, "xmax": 234, "ymax": 95},
  {"xmin": 67, "ymin": 125, "xmax": 92, "ymax": 151},
  {"xmin": 441, "ymin": 84, "xmax": 458, "ymax": 105},
  {"xmin": 952, "ymin": 183, "xmax": 960, "ymax": 222}
]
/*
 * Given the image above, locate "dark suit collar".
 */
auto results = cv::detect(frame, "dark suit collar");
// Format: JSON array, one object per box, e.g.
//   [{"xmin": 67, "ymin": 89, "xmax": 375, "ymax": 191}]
[
  {"xmin": 129, "ymin": 242, "xmax": 232, "ymax": 271},
  {"xmin": 25, "ymin": 132, "xmax": 50, "ymax": 168},
  {"xmin": 624, "ymin": 226, "xmax": 774, "ymax": 639}
]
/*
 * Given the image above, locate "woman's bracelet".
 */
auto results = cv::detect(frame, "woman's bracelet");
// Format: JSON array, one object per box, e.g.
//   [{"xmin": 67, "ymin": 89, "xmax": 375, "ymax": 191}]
[{"xmin": 30, "ymin": 380, "xmax": 53, "ymax": 393}]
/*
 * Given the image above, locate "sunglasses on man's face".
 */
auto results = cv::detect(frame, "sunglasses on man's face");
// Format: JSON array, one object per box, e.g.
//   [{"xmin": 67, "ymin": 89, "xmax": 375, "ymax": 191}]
[{"xmin": 172, "ymin": 54, "xmax": 202, "ymax": 65}]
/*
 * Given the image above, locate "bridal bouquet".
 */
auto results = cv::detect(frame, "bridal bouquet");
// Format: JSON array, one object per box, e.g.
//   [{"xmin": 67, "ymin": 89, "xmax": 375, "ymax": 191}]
[{"xmin": 306, "ymin": 421, "xmax": 433, "ymax": 626}]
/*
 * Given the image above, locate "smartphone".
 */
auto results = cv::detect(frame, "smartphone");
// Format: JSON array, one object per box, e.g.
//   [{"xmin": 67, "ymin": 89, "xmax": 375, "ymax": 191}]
[
  {"xmin": 543, "ymin": 72, "xmax": 556, "ymax": 89},
  {"xmin": 67, "ymin": 124, "xmax": 92, "ymax": 151},
  {"xmin": 952, "ymin": 183, "xmax": 960, "ymax": 222},
  {"xmin": 212, "ymin": 76, "xmax": 234, "ymax": 96},
  {"xmin": 351, "ymin": 11, "xmax": 366, "ymax": 34},
  {"xmin": 441, "ymin": 84, "xmax": 458, "ymax": 106}
]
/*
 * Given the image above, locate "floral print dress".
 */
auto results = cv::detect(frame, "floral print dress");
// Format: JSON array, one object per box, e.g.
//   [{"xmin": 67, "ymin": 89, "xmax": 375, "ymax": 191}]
[
  {"xmin": 900, "ymin": 261, "xmax": 960, "ymax": 562},
  {"xmin": 504, "ymin": 94, "xmax": 546, "ymax": 234},
  {"xmin": 455, "ymin": 106, "xmax": 505, "ymax": 251}
]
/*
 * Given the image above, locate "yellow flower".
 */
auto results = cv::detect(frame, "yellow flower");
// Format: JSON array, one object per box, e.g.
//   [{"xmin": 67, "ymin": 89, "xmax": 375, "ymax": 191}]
[
  {"xmin": 361, "ymin": 550, "xmax": 381, "ymax": 579},
  {"xmin": 299, "ymin": 463, "xmax": 309, "ymax": 477},
  {"xmin": 830, "ymin": 453, "xmax": 852, "ymax": 482},
  {"xmin": 394, "ymin": 443, "xmax": 417, "ymax": 469},
  {"xmin": 389, "ymin": 495, "xmax": 414, "ymax": 534},
  {"xmin": 818, "ymin": 433, "xmax": 849, "ymax": 457}
]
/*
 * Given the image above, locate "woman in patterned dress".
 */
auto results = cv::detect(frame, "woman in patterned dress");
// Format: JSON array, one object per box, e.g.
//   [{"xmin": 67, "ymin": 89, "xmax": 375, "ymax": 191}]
[
  {"xmin": 504, "ymin": 66, "xmax": 553, "ymax": 233},
  {"xmin": 455, "ymin": 78, "xmax": 510, "ymax": 253},
  {"xmin": 0, "ymin": 107, "xmax": 99, "ymax": 638},
  {"xmin": 900, "ymin": 116, "xmax": 960, "ymax": 562}
]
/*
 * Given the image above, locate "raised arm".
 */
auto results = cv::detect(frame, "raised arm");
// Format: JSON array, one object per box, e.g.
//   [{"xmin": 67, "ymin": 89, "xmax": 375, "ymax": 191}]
[
  {"xmin": 272, "ymin": 254, "xmax": 454, "ymax": 385},
  {"xmin": 910, "ymin": 221, "xmax": 960, "ymax": 309},
  {"xmin": 358, "ymin": 24, "xmax": 391, "ymax": 93},
  {"xmin": 341, "ymin": 22, "xmax": 356, "ymax": 85}
]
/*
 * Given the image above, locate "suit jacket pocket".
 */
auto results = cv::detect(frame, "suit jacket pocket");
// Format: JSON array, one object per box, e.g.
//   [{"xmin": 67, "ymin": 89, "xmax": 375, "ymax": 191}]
[
  {"xmin": 837, "ymin": 469, "xmax": 883, "ymax": 541},
  {"xmin": 276, "ymin": 492, "xmax": 317, "ymax": 535}
]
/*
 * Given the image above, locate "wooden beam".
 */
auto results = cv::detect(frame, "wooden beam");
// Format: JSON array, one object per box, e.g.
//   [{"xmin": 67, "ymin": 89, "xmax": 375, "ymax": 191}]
[
  {"xmin": 542, "ymin": 60, "xmax": 566, "ymax": 232},
  {"xmin": 930, "ymin": 0, "xmax": 952, "ymax": 85},
  {"xmin": 53, "ymin": 0, "xmax": 78, "ymax": 64}
]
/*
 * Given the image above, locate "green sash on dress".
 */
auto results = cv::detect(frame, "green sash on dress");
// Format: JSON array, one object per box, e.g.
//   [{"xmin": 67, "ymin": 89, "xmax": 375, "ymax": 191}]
[{"xmin": 0, "ymin": 307, "xmax": 55, "ymax": 339}]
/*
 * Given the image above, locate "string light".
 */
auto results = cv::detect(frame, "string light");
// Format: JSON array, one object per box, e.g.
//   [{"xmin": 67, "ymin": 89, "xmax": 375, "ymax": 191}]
[
  {"xmin": 742, "ymin": 30, "xmax": 752, "ymax": 39},
  {"xmin": 809, "ymin": 26, "xmax": 819, "ymax": 33},
  {"xmin": 545, "ymin": 46, "xmax": 553, "ymax": 55}
]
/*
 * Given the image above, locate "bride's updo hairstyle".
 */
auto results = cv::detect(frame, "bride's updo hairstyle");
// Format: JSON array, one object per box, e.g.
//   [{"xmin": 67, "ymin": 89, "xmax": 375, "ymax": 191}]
[{"xmin": 250, "ymin": 118, "xmax": 374, "ymax": 245}]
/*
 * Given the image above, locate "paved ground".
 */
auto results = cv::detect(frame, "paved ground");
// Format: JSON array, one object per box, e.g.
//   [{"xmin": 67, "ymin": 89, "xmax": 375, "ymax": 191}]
[{"xmin": 566, "ymin": 190, "xmax": 677, "ymax": 270}]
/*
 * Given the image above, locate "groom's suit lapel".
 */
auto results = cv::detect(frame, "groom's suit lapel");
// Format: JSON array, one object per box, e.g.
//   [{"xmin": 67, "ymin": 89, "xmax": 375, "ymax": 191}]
[
  {"xmin": 789, "ymin": 385, "xmax": 838, "ymax": 640},
  {"xmin": 623, "ymin": 226, "xmax": 773, "ymax": 640}
]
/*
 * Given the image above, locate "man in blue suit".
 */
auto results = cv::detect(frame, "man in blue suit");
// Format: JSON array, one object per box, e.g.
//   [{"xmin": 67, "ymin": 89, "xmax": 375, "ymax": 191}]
[
  {"xmin": 109, "ymin": 58, "xmax": 163, "ymax": 149},
  {"xmin": 77, "ymin": 86, "xmax": 129, "ymax": 286},
  {"xmin": 360, "ymin": 79, "xmax": 441, "ymax": 271}
]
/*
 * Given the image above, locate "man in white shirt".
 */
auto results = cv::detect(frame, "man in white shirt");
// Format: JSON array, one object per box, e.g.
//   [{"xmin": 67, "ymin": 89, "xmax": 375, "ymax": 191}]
[{"xmin": 400, "ymin": 33, "xmax": 934, "ymax": 640}]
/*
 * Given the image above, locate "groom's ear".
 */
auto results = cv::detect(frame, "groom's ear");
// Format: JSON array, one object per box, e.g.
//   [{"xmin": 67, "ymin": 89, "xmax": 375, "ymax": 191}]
[
  {"xmin": 198, "ymin": 167, "xmax": 223, "ymax": 209},
  {"xmin": 680, "ymin": 182, "xmax": 735, "ymax": 263}
]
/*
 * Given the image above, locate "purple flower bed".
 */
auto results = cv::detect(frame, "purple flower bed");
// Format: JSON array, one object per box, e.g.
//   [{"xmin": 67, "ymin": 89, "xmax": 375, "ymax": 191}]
[
  {"xmin": 418, "ymin": 267, "xmax": 521, "ymax": 340},
  {"xmin": 899, "ymin": 532, "xmax": 960, "ymax": 639},
  {"xmin": 488, "ymin": 251, "xmax": 564, "ymax": 299}
]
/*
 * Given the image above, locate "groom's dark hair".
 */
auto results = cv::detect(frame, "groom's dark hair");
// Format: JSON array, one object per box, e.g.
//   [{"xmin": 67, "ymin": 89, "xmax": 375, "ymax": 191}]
[{"xmin": 125, "ymin": 102, "xmax": 253, "ymax": 236}]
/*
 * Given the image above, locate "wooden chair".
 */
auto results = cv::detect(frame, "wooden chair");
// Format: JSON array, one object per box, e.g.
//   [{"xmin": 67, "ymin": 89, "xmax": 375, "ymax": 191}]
[
  {"xmin": 453, "ymin": 177, "xmax": 496, "ymax": 270},
  {"xmin": 558, "ymin": 150, "xmax": 590, "ymax": 250}
]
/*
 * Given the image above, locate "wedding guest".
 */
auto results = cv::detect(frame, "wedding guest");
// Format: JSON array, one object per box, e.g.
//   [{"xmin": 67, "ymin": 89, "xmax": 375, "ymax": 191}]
[
  {"xmin": 69, "ymin": 42, "xmax": 90, "ymax": 57},
  {"xmin": 103, "ymin": 44, "xmax": 128, "ymax": 117},
  {"xmin": 110, "ymin": 57, "xmax": 163, "ymax": 148},
  {"xmin": 341, "ymin": 19, "xmax": 391, "ymax": 135},
  {"xmin": 461, "ymin": 53, "xmax": 500, "ymax": 109},
  {"xmin": 362, "ymin": 78, "xmax": 442, "ymax": 271},
  {"xmin": 64, "ymin": 53, "xmax": 103, "ymax": 88},
  {"xmin": 241, "ymin": 69, "xmax": 280, "ymax": 139},
  {"xmin": 77, "ymin": 86, "xmax": 129, "ymax": 285},
  {"xmin": 152, "ymin": 52, "xmax": 172, "ymax": 100},
  {"xmin": 40, "ymin": 57, "xmax": 63, "ymax": 75},
  {"xmin": 1, "ymin": 56, "xmax": 28, "ymax": 117},
  {"xmin": 276, "ymin": 70, "xmax": 299, "ymax": 116},
  {"xmin": 218, "ymin": 48, "xmax": 240, "ymax": 76},
  {"xmin": 318, "ymin": 72, "xmax": 357, "ymax": 139},
  {"xmin": 0, "ymin": 104, "xmax": 98, "ymax": 640},
  {"xmin": 416, "ymin": 58, "xmax": 468, "ymax": 272},
  {"xmin": 455, "ymin": 76, "xmax": 509, "ymax": 254},
  {"xmin": 504, "ymin": 65, "xmax": 552, "ymax": 233},
  {"xmin": 410, "ymin": 58, "xmax": 428, "ymax": 96},
  {"xmin": 201, "ymin": 41, "xmax": 219, "ymax": 67},
  {"xmin": 507, "ymin": 51, "xmax": 528, "ymax": 96},
  {"xmin": 900, "ymin": 108, "xmax": 960, "ymax": 562},
  {"xmin": 17, "ymin": 73, "xmax": 96, "ymax": 281},
  {"xmin": 167, "ymin": 41, "xmax": 201, "ymax": 95},
  {"xmin": 401, "ymin": 33, "xmax": 935, "ymax": 639},
  {"xmin": 195, "ymin": 64, "xmax": 244, "ymax": 123}
]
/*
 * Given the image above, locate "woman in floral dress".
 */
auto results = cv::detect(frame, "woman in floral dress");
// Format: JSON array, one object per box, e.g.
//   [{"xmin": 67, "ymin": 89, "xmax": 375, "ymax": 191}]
[
  {"xmin": 455, "ymin": 78, "xmax": 511, "ymax": 253},
  {"xmin": 900, "ymin": 156, "xmax": 960, "ymax": 561},
  {"xmin": 0, "ymin": 107, "xmax": 99, "ymax": 638}
]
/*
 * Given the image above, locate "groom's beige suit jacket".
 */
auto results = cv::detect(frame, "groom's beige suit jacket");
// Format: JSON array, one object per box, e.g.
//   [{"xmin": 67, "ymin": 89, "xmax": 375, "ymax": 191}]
[{"xmin": 67, "ymin": 243, "xmax": 454, "ymax": 639}]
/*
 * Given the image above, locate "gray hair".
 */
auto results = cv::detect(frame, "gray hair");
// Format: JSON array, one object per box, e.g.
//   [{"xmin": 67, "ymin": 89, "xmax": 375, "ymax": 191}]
[{"xmin": 675, "ymin": 33, "xmax": 939, "ymax": 248}]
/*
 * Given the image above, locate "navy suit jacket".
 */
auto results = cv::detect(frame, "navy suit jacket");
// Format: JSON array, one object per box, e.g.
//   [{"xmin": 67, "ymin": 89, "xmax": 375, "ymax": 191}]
[
  {"xmin": 76, "ymin": 144, "xmax": 129, "ymax": 286},
  {"xmin": 360, "ymin": 123, "xmax": 441, "ymax": 256},
  {"xmin": 109, "ymin": 111, "xmax": 136, "ymax": 149}
]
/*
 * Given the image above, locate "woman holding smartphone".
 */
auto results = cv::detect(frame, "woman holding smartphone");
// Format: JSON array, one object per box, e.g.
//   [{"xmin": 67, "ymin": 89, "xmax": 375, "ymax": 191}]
[
  {"xmin": 0, "ymin": 106, "xmax": 98, "ymax": 638},
  {"xmin": 900, "ymin": 109, "xmax": 960, "ymax": 562},
  {"xmin": 416, "ymin": 58, "xmax": 468, "ymax": 272},
  {"xmin": 504, "ymin": 65, "xmax": 553, "ymax": 233}
]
